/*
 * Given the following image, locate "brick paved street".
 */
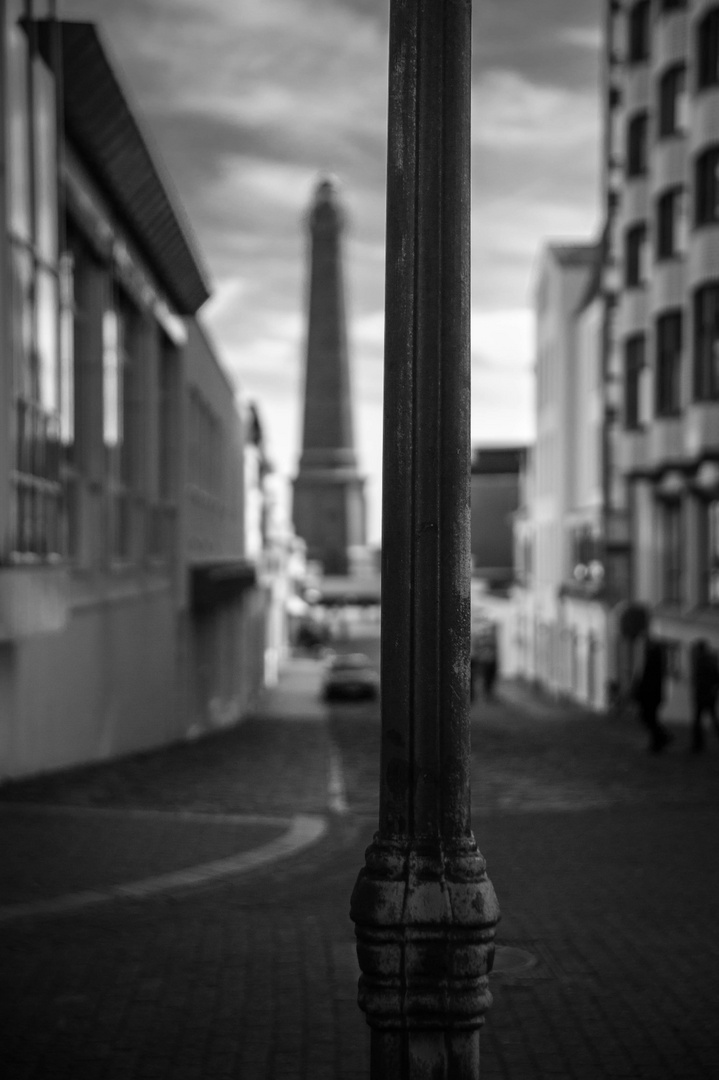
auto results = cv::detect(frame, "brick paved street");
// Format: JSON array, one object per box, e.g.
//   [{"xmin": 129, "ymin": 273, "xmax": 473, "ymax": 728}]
[{"xmin": 1, "ymin": 657, "xmax": 718, "ymax": 1078}]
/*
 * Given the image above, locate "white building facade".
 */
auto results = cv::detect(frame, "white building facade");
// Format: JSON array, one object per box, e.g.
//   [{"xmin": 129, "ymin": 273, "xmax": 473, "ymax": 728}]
[{"xmin": 514, "ymin": 244, "xmax": 614, "ymax": 711}]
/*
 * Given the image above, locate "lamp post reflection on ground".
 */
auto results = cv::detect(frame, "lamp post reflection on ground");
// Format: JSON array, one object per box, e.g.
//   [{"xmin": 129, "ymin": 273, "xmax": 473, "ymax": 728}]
[{"xmin": 350, "ymin": 2, "xmax": 500, "ymax": 1077}]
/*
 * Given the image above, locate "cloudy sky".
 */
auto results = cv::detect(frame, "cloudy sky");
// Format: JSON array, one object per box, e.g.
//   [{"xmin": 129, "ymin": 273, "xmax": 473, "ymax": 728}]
[{"xmin": 64, "ymin": 0, "xmax": 603, "ymax": 543}]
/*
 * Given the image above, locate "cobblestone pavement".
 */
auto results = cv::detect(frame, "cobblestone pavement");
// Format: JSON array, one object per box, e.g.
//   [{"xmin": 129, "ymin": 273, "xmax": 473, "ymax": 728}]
[{"xmin": 1, "ymin": 659, "xmax": 718, "ymax": 1078}]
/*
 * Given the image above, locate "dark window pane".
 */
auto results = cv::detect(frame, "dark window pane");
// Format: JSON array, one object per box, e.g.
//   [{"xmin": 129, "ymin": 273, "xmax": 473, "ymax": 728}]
[
  {"xmin": 627, "ymin": 112, "xmax": 648, "ymax": 176},
  {"xmin": 625, "ymin": 334, "xmax": 646, "ymax": 429},
  {"xmin": 695, "ymin": 146, "xmax": 719, "ymax": 226},
  {"xmin": 694, "ymin": 284, "xmax": 719, "ymax": 400},
  {"xmin": 658, "ymin": 65, "xmax": 686, "ymax": 138},
  {"xmin": 697, "ymin": 10, "xmax": 719, "ymax": 90},
  {"xmin": 656, "ymin": 310, "xmax": 683, "ymax": 416},
  {"xmin": 707, "ymin": 500, "xmax": 719, "ymax": 604},
  {"xmin": 656, "ymin": 187, "xmax": 686, "ymax": 259},
  {"xmin": 628, "ymin": 1, "xmax": 651, "ymax": 63},
  {"xmin": 626, "ymin": 224, "xmax": 648, "ymax": 287}
]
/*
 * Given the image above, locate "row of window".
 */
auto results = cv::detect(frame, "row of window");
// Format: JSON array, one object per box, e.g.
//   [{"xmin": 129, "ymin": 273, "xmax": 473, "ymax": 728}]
[
  {"xmin": 625, "ymin": 65, "xmax": 686, "ymax": 168},
  {"xmin": 4, "ymin": 4, "xmax": 188, "ymax": 566},
  {"xmin": 627, "ymin": 139, "xmax": 719, "ymax": 231},
  {"xmin": 623, "ymin": 147, "xmax": 719, "ymax": 287},
  {"xmin": 6, "ymin": 4, "xmax": 63, "ymax": 558},
  {"xmin": 624, "ymin": 283, "xmax": 719, "ymax": 427},
  {"xmin": 628, "ymin": 3, "xmax": 718, "ymax": 93},
  {"xmin": 15, "ymin": 225, "xmax": 180, "ymax": 565}
]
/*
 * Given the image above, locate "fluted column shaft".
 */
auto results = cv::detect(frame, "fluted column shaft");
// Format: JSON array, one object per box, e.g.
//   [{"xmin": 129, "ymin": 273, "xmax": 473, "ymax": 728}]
[{"xmin": 350, "ymin": 2, "xmax": 500, "ymax": 1077}]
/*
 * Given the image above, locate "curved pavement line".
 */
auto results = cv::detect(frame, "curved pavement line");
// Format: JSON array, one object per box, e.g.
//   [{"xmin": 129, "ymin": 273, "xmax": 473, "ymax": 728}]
[
  {"xmin": 0, "ymin": 802, "xmax": 296, "ymax": 827},
  {"xmin": 0, "ymin": 813, "xmax": 328, "ymax": 925}
]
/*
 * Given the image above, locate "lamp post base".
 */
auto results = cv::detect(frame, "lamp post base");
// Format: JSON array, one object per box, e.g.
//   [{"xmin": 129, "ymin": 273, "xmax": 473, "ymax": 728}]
[{"xmin": 351, "ymin": 835, "xmax": 500, "ymax": 1079}]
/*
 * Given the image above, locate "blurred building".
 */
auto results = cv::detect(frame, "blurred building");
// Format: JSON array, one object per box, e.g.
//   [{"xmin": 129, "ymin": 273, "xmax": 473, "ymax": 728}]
[
  {"xmin": 292, "ymin": 178, "xmax": 367, "ymax": 577},
  {"xmin": 470, "ymin": 445, "xmax": 526, "ymax": 588},
  {"xmin": 513, "ymin": 242, "xmax": 615, "ymax": 710},
  {"xmin": 181, "ymin": 322, "xmax": 266, "ymax": 737},
  {"xmin": 602, "ymin": 0, "xmax": 719, "ymax": 719},
  {"xmin": 0, "ymin": 9, "xmax": 268, "ymax": 779},
  {"xmin": 470, "ymin": 446, "xmax": 526, "ymax": 679}
]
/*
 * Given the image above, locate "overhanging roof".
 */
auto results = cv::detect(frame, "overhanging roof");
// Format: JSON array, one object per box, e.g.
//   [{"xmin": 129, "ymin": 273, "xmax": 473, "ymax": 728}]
[
  {"xmin": 191, "ymin": 560, "xmax": 257, "ymax": 612},
  {"xmin": 36, "ymin": 20, "xmax": 211, "ymax": 315},
  {"xmin": 472, "ymin": 446, "xmax": 526, "ymax": 476}
]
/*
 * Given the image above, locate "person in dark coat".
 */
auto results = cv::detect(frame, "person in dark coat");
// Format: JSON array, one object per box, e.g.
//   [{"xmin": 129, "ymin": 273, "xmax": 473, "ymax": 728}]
[
  {"xmin": 632, "ymin": 631, "xmax": 671, "ymax": 753},
  {"xmin": 690, "ymin": 639, "xmax": 719, "ymax": 753},
  {"xmin": 478, "ymin": 631, "xmax": 499, "ymax": 700}
]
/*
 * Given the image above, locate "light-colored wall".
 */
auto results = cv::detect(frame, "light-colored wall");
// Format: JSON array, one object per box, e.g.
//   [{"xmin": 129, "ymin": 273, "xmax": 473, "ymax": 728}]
[
  {"xmin": 183, "ymin": 317, "xmax": 245, "ymax": 567},
  {"xmin": 0, "ymin": 17, "xmax": 264, "ymax": 781},
  {"xmin": 180, "ymin": 317, "xmax": 269, "ymax": 737},
  {"xmin": 517, "ymin": 245, "xmax": 610, "ymax": 706},
  {"xmin": 533, "ymin": 249, "xmax": 596, "ymax": 593},
  {"xmin": 0, "ymin": 582, "xmax": 178, "ymax": 779},
  {"xmin": 573, "ymin": 296, "xmax": 604, "ymax": 517}
]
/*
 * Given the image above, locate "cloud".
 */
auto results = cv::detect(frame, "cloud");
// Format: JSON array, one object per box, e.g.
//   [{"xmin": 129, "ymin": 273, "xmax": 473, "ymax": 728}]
[
  {"xmin": 473, "ymin": 70, "xmax": 598, "ymax": 151},
  {"xmin": 560, "ymin": 26, "xmax": 603, "ymax": 50}
]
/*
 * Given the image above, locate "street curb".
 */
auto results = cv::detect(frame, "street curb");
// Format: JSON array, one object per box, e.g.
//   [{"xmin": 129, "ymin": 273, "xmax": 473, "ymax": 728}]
[{"xmin": 0, "ymin": 812, "xmax": 328, "ymax": 925}]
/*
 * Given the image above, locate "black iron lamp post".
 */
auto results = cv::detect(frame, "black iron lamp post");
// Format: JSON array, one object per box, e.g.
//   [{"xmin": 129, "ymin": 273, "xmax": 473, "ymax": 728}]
[{"xmin": 350, "ymin": 1, "xmax": 500, "ymax": 1077}]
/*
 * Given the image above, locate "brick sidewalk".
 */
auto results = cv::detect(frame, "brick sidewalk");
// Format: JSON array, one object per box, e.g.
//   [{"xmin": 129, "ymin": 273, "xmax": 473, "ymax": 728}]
[
  {"xmin": 1, "ymin": 662, "xmax": 718, "ymax": 1078},
  {"xmin": 0, "ymin": 805, "xmax": 289, "ymax": 907}
]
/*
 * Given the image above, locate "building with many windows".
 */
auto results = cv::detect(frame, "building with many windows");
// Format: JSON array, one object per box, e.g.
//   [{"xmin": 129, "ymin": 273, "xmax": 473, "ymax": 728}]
[
  {"xmin": 0, "ymin": 8, "xmax": 267, "ymax": 778},
  {"xmin": 604, "ymin": 0, "xmax": 719, "ymax": 718},
  {"xmin": 513, "ymin": 242, "xmax": 616, "ymax": 710}
]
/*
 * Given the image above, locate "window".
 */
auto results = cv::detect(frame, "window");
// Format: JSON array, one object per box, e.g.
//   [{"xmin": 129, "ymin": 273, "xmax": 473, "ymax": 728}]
[
  {"xmin": 104, "ymin": 288, "xmax": 144, "ymax": 561},
  {"xmin": 625, "ymin": 333, "xmax": 646, "ymax": 429},
  {"xmin": 625, "ymin": 223, "xmax": 648, "ymax": 286},
  {"xmin": 626, "ymin": 112, "xmax": 649, "ymax": 176},
  {"xmin": 694, "ymin": 283, "xmax": 719, "ymax": 401},
  {"xmin": 695, "ymin": 146, "xmax": 719, "ymax": 226},
  {"xmin": 656, "ymin": 311, "xmax": 683, "ymax": 416},
  {"xmin": 656, "ymin": 187, "xmax": 687, "ymax": 258},
  {"xmin": 149, "ymin": 335, "xmax": 178, "ymax": 560},
  {"xmin": 658, "ymin": 65, "xmax": 687, "ymax": 137},
  {"xmin": 705, "ymin": 499, "xmax": 719, "ymax": 604},
  {"xmin": 189, "ymin": 389, "xmax": 222, "ymax": 500},
  {"xmin": 660, "ymin": 499, "xmax": 683, "ymax": 603},
  {"xmin": 628, "ymin": 1, "xmax": 651, "ymax": 63},
  {"xmin": 6, "ymin": 5, "xmax": 63, "ymax": 559},
  {"xmin": 697, "ymin": 8, "xmax": 719, "ymax": 91}
]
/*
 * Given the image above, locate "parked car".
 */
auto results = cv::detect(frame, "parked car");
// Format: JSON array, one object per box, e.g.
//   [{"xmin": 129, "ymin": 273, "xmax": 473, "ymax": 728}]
[{"xmin": 321, "ymin": 652, "xmax": 379, "ymax": 702}]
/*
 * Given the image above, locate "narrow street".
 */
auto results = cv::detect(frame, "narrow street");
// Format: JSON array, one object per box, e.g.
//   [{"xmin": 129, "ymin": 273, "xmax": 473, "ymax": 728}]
[{"xmin": 1, "ymin": 653, "xmax": 718, "ymax": 1079}]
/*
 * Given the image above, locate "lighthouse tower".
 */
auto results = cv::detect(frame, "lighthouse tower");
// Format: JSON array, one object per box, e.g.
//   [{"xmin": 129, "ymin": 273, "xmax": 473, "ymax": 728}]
[{"xmin": 292, "ymin": 178, "xmax": 366, "ymax": 576}]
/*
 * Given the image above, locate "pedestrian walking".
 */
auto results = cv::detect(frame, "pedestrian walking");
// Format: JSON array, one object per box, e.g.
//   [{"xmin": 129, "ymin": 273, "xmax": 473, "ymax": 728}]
[
  {"xmin": 471, "ymin": 622, "xmax": 499, "ymax": 702},
  {"xmin": 479, "ymin": 630, "xmax": 499, "ymax": 701},
  {"xmin": 631, "ymin": 629, "xmax": 672, "ymax": 753},
  {"xmin": 690, "ymin": 639, "xmax": 719, "ymax": 753}
]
